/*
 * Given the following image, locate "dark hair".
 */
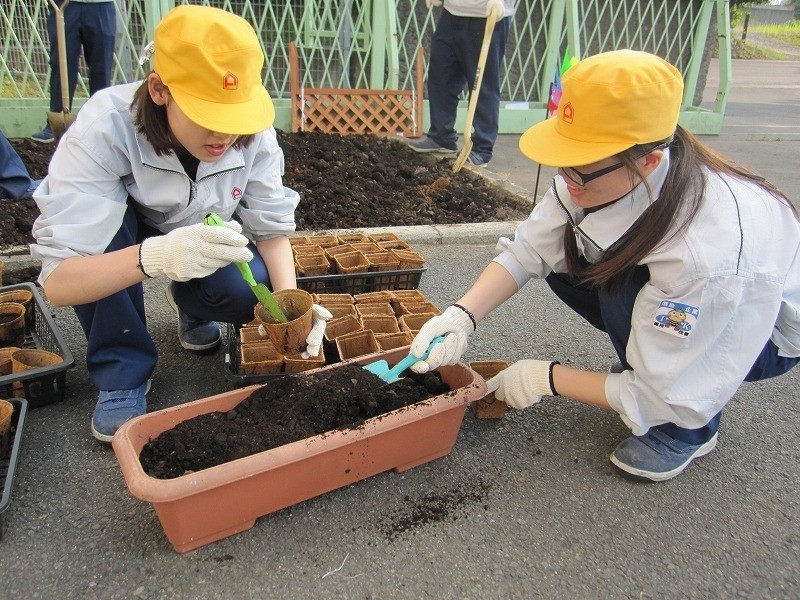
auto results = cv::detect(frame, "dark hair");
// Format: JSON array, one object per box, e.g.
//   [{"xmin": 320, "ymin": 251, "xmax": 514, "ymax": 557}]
[
  {"xmin": 563, "ymin": 125, "xmax": 794, "ymax": 290},
  {"xmin": 131, "ymin": 77, "xmax": 255, "ymax": 156}
]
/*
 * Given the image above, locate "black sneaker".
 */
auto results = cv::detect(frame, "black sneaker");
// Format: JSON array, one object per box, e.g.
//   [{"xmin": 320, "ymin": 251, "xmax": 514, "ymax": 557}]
[{"xmin": 409, "ymin": 137, "xmax": 457, "ymax": 153}]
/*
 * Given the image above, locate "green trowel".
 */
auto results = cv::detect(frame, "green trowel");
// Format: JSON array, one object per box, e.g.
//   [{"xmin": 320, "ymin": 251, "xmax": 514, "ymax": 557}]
[{"xmin": 203, "ymin": 213, "xmax": 287, "ymax": 323}]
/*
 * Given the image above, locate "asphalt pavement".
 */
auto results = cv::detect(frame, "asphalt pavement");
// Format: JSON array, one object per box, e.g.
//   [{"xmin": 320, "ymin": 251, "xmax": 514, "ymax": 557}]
[{"xmin": 0, "ymin": 59, "xmax": 798, "ymax": 599}]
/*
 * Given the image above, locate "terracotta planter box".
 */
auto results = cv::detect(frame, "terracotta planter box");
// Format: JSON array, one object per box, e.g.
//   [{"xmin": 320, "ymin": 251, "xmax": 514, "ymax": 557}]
[
  {"xmin": 112, "ymin": 349, "xmax": 486, "ymax": 553},
  {"xmin": 468, "ymin": 360, "xmax": 510, "ymax": 419}
]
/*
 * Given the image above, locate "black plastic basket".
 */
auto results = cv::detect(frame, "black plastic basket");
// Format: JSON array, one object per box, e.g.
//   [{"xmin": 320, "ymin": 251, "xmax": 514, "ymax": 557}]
[
  {"xmin": 1, "ymin": 398, "xmax": 28, "ymax": 540},
  {"xmin": 0, "ymin": 283, "xmax": 75, "ymax": 409},
  {"xmin": 296, "ymin": 266, "xmax": 426, "ymax": 294},
  {"xmin": 223, "ymin": 324, "xmax": 287, "ymax": 384}
]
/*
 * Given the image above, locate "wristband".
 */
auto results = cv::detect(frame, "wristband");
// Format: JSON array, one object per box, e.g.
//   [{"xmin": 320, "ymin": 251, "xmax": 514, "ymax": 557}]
[
  {"xmin": 548, "ymin": 361, "xmax": 560, "ymax": 396},
  {"xmin": 137, "ymin": 244, "xmax": 153, "ymax": 278},
  {"xmin": 452, "ymin": 303, "xmax": 477, "ymax": 331}
]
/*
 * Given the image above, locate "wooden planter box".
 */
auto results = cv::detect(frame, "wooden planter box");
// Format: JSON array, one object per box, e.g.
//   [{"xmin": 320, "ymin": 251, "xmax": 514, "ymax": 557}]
[{"xmin": 112, "ymin": 349, "xmax": 487, "ymax": 553}]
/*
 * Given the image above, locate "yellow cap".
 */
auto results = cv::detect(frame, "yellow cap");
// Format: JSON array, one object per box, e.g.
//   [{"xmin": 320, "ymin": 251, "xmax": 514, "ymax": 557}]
[
  {"xmin": 519, "ymin": 50, "xmax": 683, "ymax": 167},
  {"xmin": 153, "ymin": 5, "xmax": 274, "ymax": 135}
]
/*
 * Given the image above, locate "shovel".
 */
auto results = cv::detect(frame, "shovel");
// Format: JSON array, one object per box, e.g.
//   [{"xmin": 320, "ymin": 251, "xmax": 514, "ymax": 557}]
[
  {"xmin": 452, "ymin": 4, "xmax": 501, "ymax": 173},
  {"xmin": 203, "ymin": 213, "xmax": 288, "ymax": 323},
  {"xmin": 364, "ymin": 336, "xmax": 446, "ymax": 384},
  {"xmin": 46, "ymin": 0, "xmax": 77, "ymax": 140}
]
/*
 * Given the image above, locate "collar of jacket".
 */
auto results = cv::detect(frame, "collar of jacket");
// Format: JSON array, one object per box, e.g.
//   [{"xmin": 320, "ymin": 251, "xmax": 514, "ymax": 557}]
[
  {"xmin": 134, "ymin": 130, "xmax": 247, "ymax": 181},
  {"xmin": 554, "ymin": 147, "xmax": 671, "ymax": 257}
]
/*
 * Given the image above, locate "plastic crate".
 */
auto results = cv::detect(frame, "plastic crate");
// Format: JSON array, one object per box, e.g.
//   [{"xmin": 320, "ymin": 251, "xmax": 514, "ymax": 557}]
[
  {"xmin": 296, "ymin": 266, "xmax": 426, "ymax": 294},
  {"xmin": 0, "ymin": 398, "xmax": 28, "ymax": 540},
  {"xmin": 0, "ymin": 283, "xmax": 75, "ymax": 409}
]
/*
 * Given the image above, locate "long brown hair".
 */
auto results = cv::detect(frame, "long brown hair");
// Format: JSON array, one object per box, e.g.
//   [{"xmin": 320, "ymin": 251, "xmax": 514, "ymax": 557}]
[
  {"xmin": 130, "ymin": 78, "xmax": 255, "ymax": 156},
  {"xmin": 563, "ymin": 125, "xmax": 794, "ymax": 290}
]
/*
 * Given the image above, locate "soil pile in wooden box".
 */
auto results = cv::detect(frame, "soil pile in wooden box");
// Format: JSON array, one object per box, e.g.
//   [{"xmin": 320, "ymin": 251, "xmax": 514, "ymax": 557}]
[{"xmin": 140, "ymin": 364, "xmax": 449, "ymax": 479}]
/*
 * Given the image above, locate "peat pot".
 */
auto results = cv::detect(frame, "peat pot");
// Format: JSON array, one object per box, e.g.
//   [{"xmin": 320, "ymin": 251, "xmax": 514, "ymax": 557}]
[{"xmin": 112, "ymin": 347, "xmax": 487, "ymax": 553}]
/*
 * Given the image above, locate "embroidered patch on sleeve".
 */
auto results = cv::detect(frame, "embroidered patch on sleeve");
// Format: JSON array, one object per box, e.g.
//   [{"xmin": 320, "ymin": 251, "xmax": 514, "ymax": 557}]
[{"xmin": 652, "ymin": 300, "xmax": 699, "ymax": 338}]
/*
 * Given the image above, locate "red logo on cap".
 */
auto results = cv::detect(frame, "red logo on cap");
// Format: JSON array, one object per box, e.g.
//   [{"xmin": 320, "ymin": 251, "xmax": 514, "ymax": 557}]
[
  {"xmin": 562, "ymin": 102, "xmax": 574, "ymax": 124},
  {"xmin": 232, "ymin": 187, "xmax": 242, "ymax": 200},
  {"xmin": 223, "ymin": 72, "xmax": 238, "ymax": 90}
]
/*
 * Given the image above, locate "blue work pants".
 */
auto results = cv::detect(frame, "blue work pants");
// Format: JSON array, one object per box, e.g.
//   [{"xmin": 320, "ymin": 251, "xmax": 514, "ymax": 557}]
[
  {"xmin": 47, "ymin": 1, "xmax": 116, "ymax": 113},
  {"xmin": 545, "ymin": 265, "xmax": 798, "ymax": 444},
  {"xmin": 426, "ymin": 10, "xmax": 510, "ymax": 162},
  {"xmin": 73, "ymin": 204, "xmax": 269, "ymax": 392}
]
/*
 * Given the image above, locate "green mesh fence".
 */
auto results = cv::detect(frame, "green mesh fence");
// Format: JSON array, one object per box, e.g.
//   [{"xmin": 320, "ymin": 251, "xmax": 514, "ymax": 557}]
[{"xmin": 0, "ymin": 0, "xmax": 729, "ymax": 136}]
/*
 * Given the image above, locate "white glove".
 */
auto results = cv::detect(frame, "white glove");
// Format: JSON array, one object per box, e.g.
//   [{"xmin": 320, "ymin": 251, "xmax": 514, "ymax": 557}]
[
  {"xmin": 426, "ymin": 0, "xmax": 442, "ymax": 7},
  {"xmin": 486, "ymin": 359, "xmax": 558, "ymax": 409},
  {"xmin": 485, "ymin": 0, "xmax": 505, "ymax": 22},
  {"xmin": 409, "ymin": 305, "xmax": 475, "ymax": 374},
  {"xmin": 139, "ymin": 221, "xmax": 252, "ymax": 282},
  {"xmin": 302, "ymin": 304, "xmax": 333, "ymax": 358}
]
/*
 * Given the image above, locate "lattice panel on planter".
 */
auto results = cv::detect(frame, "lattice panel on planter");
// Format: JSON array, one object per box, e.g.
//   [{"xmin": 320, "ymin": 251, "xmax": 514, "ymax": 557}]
[{"xmin": 289, "ymin": 42, "xmax": 424, "ymax": 137}]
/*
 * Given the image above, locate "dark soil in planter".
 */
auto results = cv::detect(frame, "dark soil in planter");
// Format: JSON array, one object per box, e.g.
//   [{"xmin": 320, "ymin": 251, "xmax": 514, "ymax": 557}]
[
  {"xmin": 140, "ymin": 363, "xmax": 450, "ymax": 479},
  {"xmin": 2, "ymin": 132, "xmax": 530, "ymax": 251}
]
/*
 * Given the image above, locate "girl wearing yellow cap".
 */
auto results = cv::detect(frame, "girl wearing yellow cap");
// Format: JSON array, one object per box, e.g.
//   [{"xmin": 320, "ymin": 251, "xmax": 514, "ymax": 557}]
[
  {"xmin": 30, "ymin": 5, "xmax": 329, "ymax": 443},
  {"xmin": 410, "ymin": 50, "xmax": 800, "ymax": 481}
]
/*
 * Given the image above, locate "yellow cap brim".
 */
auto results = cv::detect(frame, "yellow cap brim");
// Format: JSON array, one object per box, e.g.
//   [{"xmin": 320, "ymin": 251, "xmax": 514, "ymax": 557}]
[
  {"xmin": 170, "ymin": 86, "xmax": 275, "ymax": 135},
  {"xmin": 519, "ymin": 117, "xmax": 636, "ymax": 168}
]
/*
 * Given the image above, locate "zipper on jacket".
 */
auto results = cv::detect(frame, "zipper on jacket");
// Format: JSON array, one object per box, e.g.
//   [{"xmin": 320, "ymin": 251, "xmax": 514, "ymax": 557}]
[{"xmin": 551, "ymin": 179, "xmax": 604, "ymax": 253}]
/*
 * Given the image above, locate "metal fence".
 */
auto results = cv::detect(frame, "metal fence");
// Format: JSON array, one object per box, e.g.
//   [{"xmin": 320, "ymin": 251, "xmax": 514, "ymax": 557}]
[{"xmin": 0, "ymin": 0, "xmax": 731, "ymax": 137}]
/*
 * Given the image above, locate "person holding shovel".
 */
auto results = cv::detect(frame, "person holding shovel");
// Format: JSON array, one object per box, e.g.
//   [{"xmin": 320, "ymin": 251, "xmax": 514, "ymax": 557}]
[
  {"xmin": 31, "ymin": 0, "xmax": 117, "ymax": 144},
  {"xmin": 30, "ymin": 5, "xmax": 329, "ymax": 443},
  {"xmin": 410, "ymin": 50, "xmax": 800, "ymax": 482},
  {"xmin": 409, "ymin": 0, "xmax": 516, "ymax": 167}
]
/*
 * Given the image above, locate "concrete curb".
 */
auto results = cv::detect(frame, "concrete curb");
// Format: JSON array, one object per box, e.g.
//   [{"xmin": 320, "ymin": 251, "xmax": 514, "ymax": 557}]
[{"xmin": 0, "ymin": 222, "xmax": 522, "ymax": 280}]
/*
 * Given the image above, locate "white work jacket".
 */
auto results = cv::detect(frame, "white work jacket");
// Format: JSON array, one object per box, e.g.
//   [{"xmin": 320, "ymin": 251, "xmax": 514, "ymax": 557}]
[
  {"xmin": 494, "ymin": 151, "xmax": 800, "ymax": 435},
  {"xmin": 31, "ymin": 82, "xmax": 299, "ymax": 284}
]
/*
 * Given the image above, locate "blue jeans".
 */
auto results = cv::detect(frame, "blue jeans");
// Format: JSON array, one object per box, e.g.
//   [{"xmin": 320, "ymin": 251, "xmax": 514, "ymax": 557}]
[
  {"xmin": 73, "ymin": 204, "xmax": 270, "ymax": 391},
  {"xmin": 47, "ymin": 1, "xmax": 116, "ymax": 113},
  {"xmin": 426, "ymin": 10, "xmax": 510, "ymax": 162},
  {"xmin": 545, "ymin": 266, "xmax": 799, "ymax": 444}
]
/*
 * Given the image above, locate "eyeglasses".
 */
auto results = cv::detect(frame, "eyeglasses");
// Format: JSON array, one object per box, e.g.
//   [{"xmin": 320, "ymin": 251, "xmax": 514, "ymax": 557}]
[{"xmin": 560, "ymin": 142, "xmax": 670, "ymax": 188}]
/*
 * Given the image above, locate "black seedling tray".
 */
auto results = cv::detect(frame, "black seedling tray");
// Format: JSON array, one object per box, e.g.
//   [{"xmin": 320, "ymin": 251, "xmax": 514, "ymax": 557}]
[
  {"xmin": 0, "ymin": 283, "xmax": 75, "ymax": 408},
  {"xmin": 296, "ymin": 266, "xmax": 426, "ymax": 294},
  {"xmin": 1, "ymin": 398, "xmax": 28, "ymax": 540}
]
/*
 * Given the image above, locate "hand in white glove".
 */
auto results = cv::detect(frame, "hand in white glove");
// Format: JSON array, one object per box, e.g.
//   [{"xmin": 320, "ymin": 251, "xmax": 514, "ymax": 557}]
[
  {"xmin": 301, "ymin": 304, "xmax": 333, "ymax": 358},
  {"xmin": 486, "ymin": 359, "xmax": 558, "ymax": 409},
  {"xmin": 409, "ymin": 305, "xmax": 475, "ymax": 374},
  {"xmin": 139, "ymin": 221, "xmax": 252, "ymax": 282},
  {"xmin": 426, "ymin": 0, "xmax": 442, "ymax": 7},
  {"xmin": 485, "ymin": 0, "xmax": 505, "ymax": 22}
]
